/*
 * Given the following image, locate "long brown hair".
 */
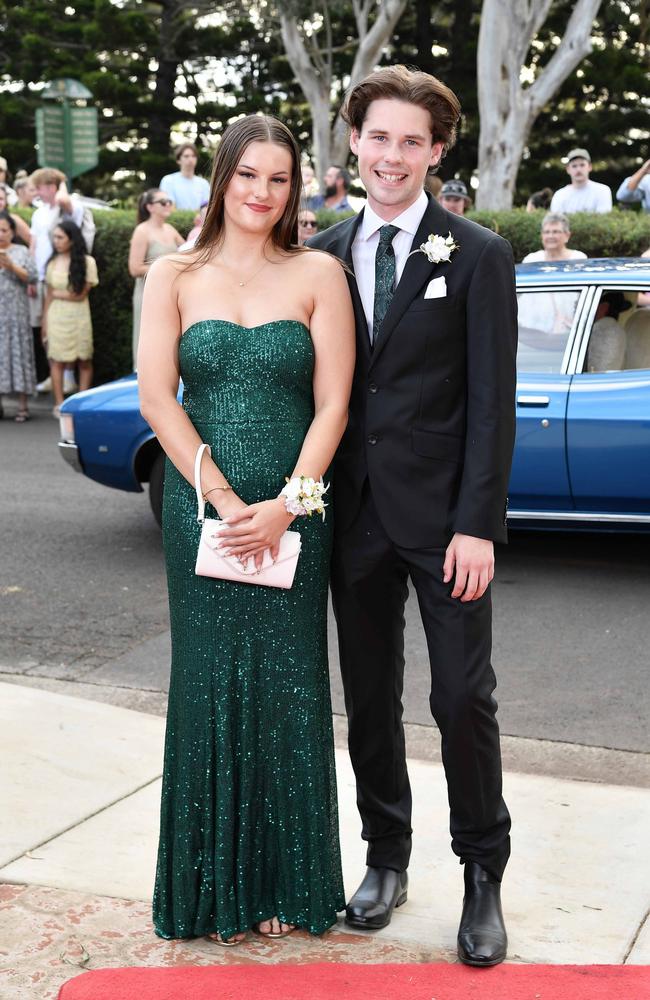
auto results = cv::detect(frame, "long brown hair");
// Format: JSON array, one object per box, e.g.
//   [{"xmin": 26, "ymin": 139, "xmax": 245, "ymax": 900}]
[
  {"xmin": 191, "ymin": 115, "xmax": 303, "ymax": 266},
  {"xmin": 136, "ymin": 188, "xmax": 164, "ymax": 225}
]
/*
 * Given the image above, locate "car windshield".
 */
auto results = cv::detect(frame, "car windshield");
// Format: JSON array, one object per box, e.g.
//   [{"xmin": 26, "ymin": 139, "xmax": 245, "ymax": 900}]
[{"xmin": 516, "ymin": 289, "xmax": 582, "ymax": 373}]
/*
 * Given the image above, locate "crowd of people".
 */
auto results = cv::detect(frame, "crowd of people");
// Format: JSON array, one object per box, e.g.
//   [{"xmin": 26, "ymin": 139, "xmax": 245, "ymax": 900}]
[
  {"xmin": 297, "ymin": 145, "xmax": 649, "ymax": 267},
  {"xmin": 0, "ymin": 138, "xmax": 648, "ymax": 421},
  {"xmin": 0, "ymin": 144, "xmax": 213, "ymax": 417}
]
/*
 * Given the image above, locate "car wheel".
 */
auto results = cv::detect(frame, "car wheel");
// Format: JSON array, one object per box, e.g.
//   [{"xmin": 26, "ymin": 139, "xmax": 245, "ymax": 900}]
[{"xmin": 149, "ymin": 451, "xmax": 165, "ymax": 528}]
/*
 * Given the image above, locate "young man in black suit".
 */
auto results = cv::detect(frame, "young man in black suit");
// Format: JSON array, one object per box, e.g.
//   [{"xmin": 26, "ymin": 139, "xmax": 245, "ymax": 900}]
[{"xmin": 309, "ymin": 66, "xmax": 518, "ymax": 966}]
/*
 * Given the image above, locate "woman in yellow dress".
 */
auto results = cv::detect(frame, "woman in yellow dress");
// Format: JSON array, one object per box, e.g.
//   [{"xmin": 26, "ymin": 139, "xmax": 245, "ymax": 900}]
[{"xmin": 42, "ymin": 219, "xmax": 98, "ymax": 416}]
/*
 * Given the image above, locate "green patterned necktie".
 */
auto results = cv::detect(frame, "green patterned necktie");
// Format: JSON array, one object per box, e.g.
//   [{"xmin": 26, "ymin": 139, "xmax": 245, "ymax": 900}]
[{"xmin": 372, "ymin": 224, "xmax": 400, "ymax": 344}]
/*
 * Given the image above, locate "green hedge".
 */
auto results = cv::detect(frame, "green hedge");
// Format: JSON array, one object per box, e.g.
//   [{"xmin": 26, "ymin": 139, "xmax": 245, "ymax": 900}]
[
  {"xmin": 84, "ymin": 210, "xmax": 195, "ymax": 383},
  {"xmin": 18, "ymin": 206, "xmax": 650, "ymax": 385},
  {"xmin": 314, "ymin": 206, "xmax": 650, "ymax": 261},
  {"xmin": 467, "ymin": 208, "xmax": 650, "ymax": 262}
]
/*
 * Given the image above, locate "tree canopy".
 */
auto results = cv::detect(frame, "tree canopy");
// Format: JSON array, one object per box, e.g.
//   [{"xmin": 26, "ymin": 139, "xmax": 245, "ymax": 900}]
[{"xmin": 0, "ymin": 0, "xmax": 647, "ymax": 205}]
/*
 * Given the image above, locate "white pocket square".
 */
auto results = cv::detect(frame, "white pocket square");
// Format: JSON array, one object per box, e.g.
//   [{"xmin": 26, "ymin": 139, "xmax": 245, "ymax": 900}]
[{"xmin": 424, "ymin": 276, "xmax": 447, "ymax": 299}]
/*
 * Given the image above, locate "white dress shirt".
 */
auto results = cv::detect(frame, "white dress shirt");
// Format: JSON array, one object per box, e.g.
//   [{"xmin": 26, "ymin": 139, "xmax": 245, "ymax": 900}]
[{"xmin": 352, "ymin": 190, "xmax": 429, "ymax": 341}]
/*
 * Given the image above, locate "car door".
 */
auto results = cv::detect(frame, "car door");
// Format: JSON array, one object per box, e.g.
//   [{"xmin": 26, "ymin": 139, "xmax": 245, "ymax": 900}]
[
  {"xmin": 509, "ymin": 284, "xmax": 589, "ymax": 513},
  {"xmin": 566, "ymin": 286, "xmax": 650, "ymax": 516}
]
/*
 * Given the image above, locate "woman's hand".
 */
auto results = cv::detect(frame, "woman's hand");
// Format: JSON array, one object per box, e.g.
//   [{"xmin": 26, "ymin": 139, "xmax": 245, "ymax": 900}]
[
  {"xmin": 217, "ymin": 497, "xmax": 295, "ymax": 570},
  {"xmin": 211, "ymin": 490, "xmax": 247, "ymax": 522}
]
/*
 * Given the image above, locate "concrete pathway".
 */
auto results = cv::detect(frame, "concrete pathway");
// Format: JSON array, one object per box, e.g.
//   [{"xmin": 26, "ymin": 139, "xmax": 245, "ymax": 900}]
[{"xmin": 1, "ymin": 682, "xmax": 649, "ymax": 1000}]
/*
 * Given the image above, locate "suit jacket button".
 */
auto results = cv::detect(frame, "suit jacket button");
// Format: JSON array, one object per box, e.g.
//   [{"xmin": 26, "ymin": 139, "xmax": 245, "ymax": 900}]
[
  {"xmin": 368, "ymin": 434, "xmax": 378, "ymax": 445},
  {"xmin": 368, "ymin": 382, "xmax": 378, "ymax": 394}
]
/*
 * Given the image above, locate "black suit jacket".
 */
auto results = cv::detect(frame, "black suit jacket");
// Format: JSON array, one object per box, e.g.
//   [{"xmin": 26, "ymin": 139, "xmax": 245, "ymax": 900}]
[{"xmin": 309, "ymin": 194, "xmax": 518, "ymax": 548}]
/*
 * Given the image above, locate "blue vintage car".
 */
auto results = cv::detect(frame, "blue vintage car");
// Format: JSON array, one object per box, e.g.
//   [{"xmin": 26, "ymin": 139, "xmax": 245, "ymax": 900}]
[{"xmin": 59, "ymin": 258, "xmax": 650, "ymax": 530}]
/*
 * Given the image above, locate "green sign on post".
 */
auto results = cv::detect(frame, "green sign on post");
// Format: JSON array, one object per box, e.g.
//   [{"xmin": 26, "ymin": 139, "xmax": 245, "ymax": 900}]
[
  {"xmin": 68, "ymin": 106, "xmax": 99, "ymax": 177},
  {"xmin": 35, "ymin": 78, "xmax": 99, "ymax": 179},
  {"xmin": 35, "ymin": 105, "xmax": 66, "ymax": 167}
]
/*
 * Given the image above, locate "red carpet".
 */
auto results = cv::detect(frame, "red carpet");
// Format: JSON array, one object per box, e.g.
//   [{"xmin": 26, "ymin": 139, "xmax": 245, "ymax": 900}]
[{"xmin": 57, "ymin": 962, "xmax": 650, "ymax": 1000}]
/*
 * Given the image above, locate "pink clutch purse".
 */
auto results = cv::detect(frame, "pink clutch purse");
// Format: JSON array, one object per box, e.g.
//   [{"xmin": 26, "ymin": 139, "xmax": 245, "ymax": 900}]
[{"xmin": 193, "ymin": 444, "xmax": 301, "ymax": 589}]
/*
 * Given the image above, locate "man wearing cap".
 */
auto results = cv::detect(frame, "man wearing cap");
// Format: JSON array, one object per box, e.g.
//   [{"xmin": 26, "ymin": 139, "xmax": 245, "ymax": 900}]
[
  {"xmin": 550, "ymin": 149, "xmax": 612, "ymax": 214},
  {"xmin": 439, "ymin": 178, "xmax": 471, "ymax": 215}
]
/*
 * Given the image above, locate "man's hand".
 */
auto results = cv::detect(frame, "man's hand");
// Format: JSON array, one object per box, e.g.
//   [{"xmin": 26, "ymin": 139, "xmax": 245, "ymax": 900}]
[{"xmin": 443, "ymin": 532, "xmax": 494, "ymax": 602}]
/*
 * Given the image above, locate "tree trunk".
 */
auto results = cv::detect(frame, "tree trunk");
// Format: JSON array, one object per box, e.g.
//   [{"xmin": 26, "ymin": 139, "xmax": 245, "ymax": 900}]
[
  {"xmin": 414, "ymin": 0, "xmax": 436, "ymax": 76},
  {"xmin": 476, "ymin": 0, "xmax": 604, "ymax": 210},
  {"xmin": 442, "ymin": 0, "xmax": 477, "ymax": 181},
  {"xmin": 279, "ymin": 0, "xmax": 408, "ymax": 180},
  {"xmin": 312, "ymin": 97, "xmax": 336, "ymax": 185},
  {"xmin": 147, "ymin": 0, "xmax": 183, "ymax": 183},
  {"xmin": 477, "ymin": 109, "xmax": 529, "ymax": 210}
]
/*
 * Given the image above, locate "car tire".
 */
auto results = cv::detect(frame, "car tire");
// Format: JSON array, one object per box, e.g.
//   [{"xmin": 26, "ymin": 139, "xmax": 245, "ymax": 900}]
[{"xmin": 148, "ymin": 451, "xmax": 165, "ymax": 528}]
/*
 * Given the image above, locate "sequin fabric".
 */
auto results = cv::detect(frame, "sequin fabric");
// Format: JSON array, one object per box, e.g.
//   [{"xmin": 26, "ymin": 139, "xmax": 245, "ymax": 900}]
[{"xmin": 153, "ymin": 319, "xmax": 345, "ymax": 940}]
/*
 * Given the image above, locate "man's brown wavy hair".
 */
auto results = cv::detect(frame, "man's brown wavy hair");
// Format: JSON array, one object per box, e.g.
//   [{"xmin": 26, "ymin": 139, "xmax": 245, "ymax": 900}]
[{"xmin": 342, "ymin": 65, "xmax": 461, "ymax": 162}]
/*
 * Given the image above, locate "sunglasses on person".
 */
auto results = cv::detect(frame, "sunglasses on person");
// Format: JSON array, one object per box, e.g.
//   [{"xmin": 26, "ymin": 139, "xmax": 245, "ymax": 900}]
[
  {"xmin": 152, "ymin": 198, "xmax": 173, "ymax": 206},
  {"xmin": 299, "ymin": 219, "xmax": 318, "ymax": 229}
]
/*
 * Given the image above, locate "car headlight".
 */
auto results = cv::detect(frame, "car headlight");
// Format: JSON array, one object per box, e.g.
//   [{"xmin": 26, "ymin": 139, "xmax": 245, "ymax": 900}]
[{"xmin": 59, "ymin": 413, "xmax": 75, "ymax": 443}]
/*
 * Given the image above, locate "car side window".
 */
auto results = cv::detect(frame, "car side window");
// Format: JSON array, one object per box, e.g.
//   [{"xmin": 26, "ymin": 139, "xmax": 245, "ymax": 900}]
[
  {"xmin": 516, "ymin": 289, "xmax": 581, "ymax": 373},
  {"xmin": 583, "ymin": 290, "xmax": 650, "ymax": 373}
]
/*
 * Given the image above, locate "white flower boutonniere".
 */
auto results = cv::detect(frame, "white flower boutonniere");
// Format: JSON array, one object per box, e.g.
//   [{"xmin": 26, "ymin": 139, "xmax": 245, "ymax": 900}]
[{"xmin": 411, "ymin": 232, "xmax": 459, "ymax": 264}]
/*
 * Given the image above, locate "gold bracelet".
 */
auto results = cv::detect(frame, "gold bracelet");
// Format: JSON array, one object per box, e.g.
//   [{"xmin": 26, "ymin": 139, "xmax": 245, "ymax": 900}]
[{"xmin": 203, "ymin": 484, "xmax": 232, "ymax": 500}]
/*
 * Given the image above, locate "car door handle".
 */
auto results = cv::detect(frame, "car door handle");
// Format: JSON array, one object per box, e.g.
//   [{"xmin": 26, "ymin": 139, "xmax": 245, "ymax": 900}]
[{"xmin": 517, "ymin": 395, "xmax": 550, "ymax": 407}]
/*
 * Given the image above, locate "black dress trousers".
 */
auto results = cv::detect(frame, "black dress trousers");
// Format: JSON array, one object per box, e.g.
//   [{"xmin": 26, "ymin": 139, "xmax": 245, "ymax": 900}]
[{"xmin": 331, "ymin": 486, "xmax": 511, "ymax": 881}]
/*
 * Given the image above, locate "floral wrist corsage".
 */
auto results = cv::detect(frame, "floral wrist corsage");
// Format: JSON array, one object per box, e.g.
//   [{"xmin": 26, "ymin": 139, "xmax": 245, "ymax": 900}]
[{"xmin": 280, "ymin": 476, "xmax": 329, "ymax": 520}]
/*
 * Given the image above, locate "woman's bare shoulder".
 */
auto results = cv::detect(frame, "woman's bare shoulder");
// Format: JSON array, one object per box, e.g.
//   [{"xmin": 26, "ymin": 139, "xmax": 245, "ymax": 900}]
[
  {"xmin": 150, "ymin": 250, "xmax": 198, "ymax": 274},
  {"xmin": 292, "ymin": 246, "xmax": 346, "ymax": 278}
]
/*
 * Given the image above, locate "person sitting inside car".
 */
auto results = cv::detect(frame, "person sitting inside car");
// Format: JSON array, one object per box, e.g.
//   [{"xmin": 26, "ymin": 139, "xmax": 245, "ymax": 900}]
[{"xmin": 586, "ymin": 291, "xmax": 628, "ymax": 373}]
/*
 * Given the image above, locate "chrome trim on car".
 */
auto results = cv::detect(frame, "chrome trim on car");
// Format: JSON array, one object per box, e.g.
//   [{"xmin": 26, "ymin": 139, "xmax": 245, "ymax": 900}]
[
  {"xmin": 508, "ymin": 510, "xmax": 650, "ymax": 524},
  {"xmin": 58, "ymin": 441, "xmax": 82, "ymax": 473},
  {"xmin": 517, "ymin": 395, "xmax": 550, "ymax": 406}
]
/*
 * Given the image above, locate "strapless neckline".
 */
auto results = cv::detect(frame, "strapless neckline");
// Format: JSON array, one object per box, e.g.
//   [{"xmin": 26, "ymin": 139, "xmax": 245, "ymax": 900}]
[{"xmin": 182, "ymin": 318, "xmax": 309, "ymax": 337}]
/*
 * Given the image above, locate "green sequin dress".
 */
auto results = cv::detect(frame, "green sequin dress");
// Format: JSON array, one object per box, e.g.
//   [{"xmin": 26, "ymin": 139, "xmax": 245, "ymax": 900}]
[{"xmin": 153, "ymin": 319, "xmax": 345, "ymax": 941}]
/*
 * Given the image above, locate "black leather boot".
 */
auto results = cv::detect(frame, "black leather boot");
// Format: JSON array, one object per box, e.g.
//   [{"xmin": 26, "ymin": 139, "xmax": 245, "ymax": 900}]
[
  {"xmin": 457, "ymin": 862, "xmax": 507, "ymax": 966},
  {"xmin": 345, "ymin": 866, "xmax": 408, "ymax": 929}
]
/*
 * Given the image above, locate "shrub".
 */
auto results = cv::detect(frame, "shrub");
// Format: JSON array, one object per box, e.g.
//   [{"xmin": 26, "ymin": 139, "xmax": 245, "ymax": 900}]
[
  {"xmin": 465, "ymin": 208, "xmax": 650, "ymax": 262},
  {"xmin": 314, "ymin": 208, "xmax": 357, "ymax": 231},
  {"xmin": 16, "ymin": 206, "xmax": 650, "ymax": 385},
  {"xmin": 314, "ymin": 206, "xmax": 650, "ymax": 263},
  {"xmin": 87, "ymin": 210, "xmax": 194, "ymax": 384}
]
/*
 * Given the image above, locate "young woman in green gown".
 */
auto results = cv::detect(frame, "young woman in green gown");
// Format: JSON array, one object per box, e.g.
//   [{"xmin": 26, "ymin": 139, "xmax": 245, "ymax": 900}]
[{"xmin": 137, "ymin": 115, "xmax": 355, "ymax": 944}]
